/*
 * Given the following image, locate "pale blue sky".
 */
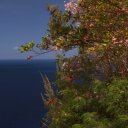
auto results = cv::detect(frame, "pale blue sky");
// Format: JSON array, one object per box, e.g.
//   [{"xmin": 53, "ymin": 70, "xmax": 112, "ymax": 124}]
[{"xmin": 0, "ymin": 0, "xmax": 77, "ymax": 59}]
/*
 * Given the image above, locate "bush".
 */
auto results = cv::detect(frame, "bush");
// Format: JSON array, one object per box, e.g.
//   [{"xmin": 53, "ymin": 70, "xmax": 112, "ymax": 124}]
[{"xmin": 41, "ymin": 78, "xmax": 128, "ymax": 128}]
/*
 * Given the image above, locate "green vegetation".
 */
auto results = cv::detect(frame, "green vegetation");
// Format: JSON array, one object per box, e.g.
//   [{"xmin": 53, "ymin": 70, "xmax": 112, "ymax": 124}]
[
  {"xmin": 19, "ymin": 0, "xmax": 128, "ymax": 127},
  {"xmin": 41, "ymin": 78, "xmax": 128, "ymax": 128}
]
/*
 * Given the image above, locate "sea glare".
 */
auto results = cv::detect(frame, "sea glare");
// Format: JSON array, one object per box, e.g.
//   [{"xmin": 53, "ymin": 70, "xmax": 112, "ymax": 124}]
[{"xmin": 0, "ymin": 59, "xmax": 56, "ymax": 128}]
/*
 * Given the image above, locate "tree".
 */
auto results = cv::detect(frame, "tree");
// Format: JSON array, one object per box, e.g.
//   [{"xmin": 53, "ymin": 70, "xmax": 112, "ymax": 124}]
[{"xmin": 19, "ymin": 0, "xmax": 128, "ymax": 127}]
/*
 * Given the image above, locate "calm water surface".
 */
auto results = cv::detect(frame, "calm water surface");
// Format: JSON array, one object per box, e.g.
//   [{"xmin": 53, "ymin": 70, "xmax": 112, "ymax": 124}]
[{"xmin": 0, "ymin": 60, "xmax": 56, "ymax": 128}]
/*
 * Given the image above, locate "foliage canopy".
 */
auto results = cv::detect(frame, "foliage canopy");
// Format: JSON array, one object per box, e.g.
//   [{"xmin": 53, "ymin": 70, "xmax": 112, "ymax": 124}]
[{"xmin": 19, "ymin": 0, "xmax": 128, "ymax": 128}]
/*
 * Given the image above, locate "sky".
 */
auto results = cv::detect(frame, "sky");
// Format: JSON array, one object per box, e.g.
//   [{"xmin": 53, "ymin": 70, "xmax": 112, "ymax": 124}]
[{"xmin": 0, "ymin": 0, "xmax": 77, "ymax": 59}]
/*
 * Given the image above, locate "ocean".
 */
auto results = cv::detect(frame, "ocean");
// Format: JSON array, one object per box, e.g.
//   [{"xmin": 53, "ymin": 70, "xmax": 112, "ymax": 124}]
[{"xmin": 0, "ymin": 59, "xmax": 56, "ymax": 128}]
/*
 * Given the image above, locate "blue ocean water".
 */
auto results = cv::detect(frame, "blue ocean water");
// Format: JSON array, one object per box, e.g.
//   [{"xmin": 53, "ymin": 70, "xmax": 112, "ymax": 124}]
[{"xmin": 0, "ymin": 60, "xmax": 56, "ymax": 128}]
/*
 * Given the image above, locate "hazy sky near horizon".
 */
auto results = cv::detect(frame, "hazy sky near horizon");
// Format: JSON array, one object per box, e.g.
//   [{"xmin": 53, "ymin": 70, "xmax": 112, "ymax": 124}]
[{"xmin": 0, "ymin": 0, "xmax": 76, "ymax": 59}]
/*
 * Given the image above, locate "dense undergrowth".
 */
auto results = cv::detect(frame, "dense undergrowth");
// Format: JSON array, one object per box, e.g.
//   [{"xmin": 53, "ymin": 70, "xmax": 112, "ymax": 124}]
[{"xmin": 43, "ymin": 78, "xmax": 128, "ymax": 128}]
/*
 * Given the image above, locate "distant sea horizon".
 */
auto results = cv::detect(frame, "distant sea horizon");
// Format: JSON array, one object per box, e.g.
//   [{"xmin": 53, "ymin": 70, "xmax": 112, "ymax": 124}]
[{"xmin": 0, "ymin": 59, "xmax": 56, "ymax": 128}]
